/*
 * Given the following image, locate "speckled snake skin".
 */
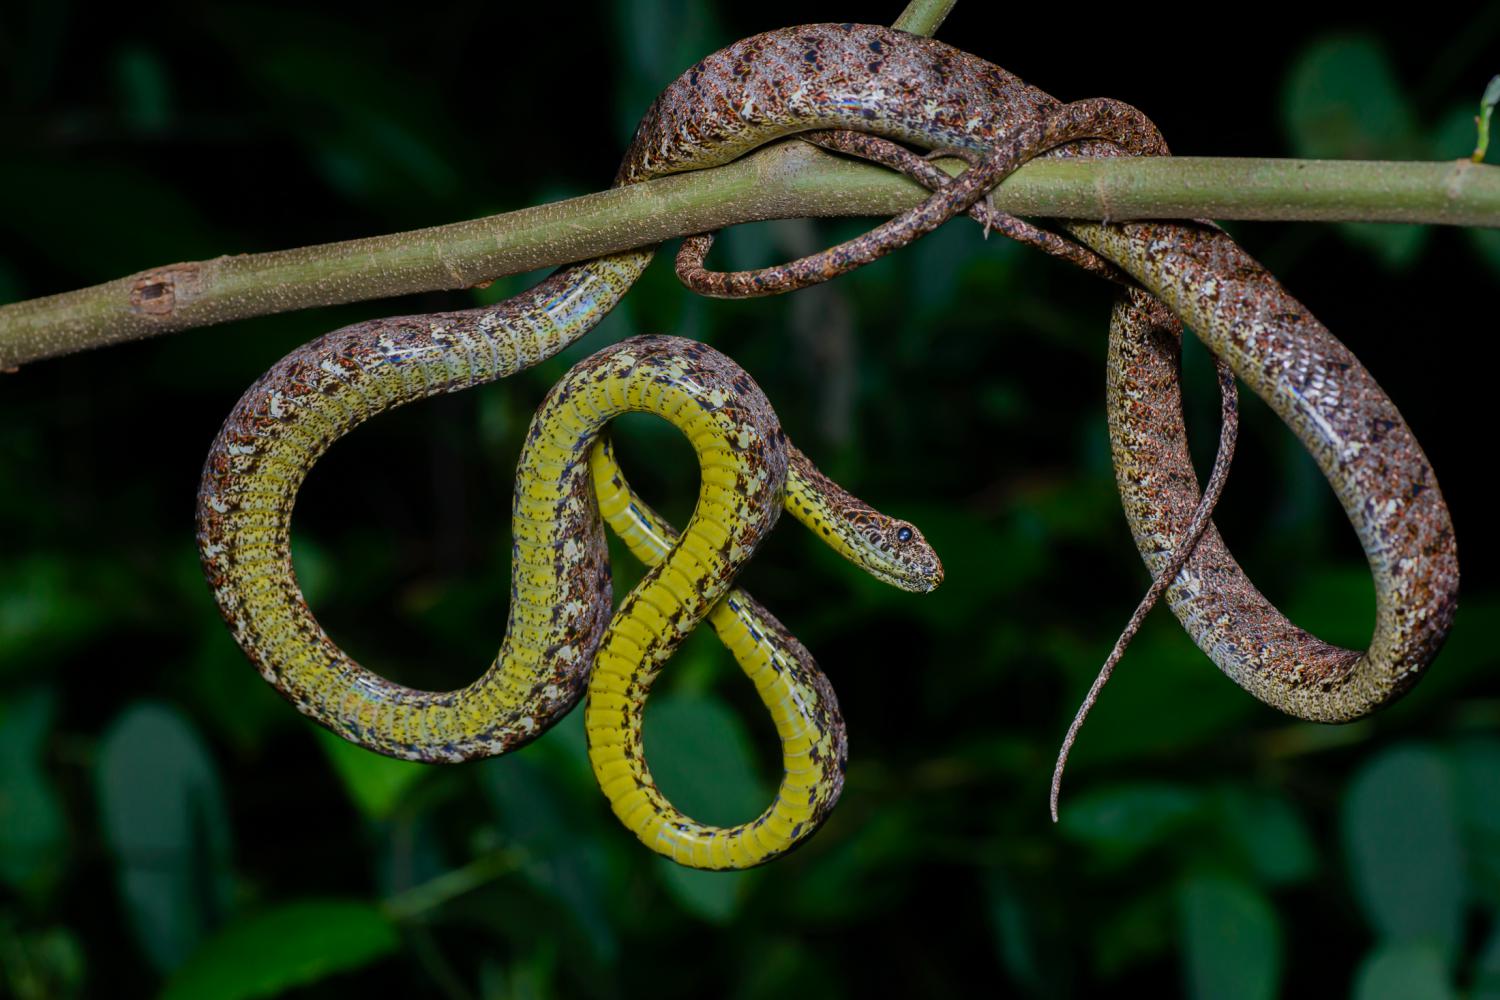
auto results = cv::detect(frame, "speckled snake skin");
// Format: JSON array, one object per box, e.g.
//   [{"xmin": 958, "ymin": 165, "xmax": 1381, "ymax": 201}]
[
  {"xmin": 198, "ymin": 22, "xmax": 1458, "ymax": 868},
  {"xmin": 582, "ymin": 357, "xmax": 940, "ymax": 868},
  {"xmin": 629, "ymin": 22, "xmax": 1456, "ymax": 719}
]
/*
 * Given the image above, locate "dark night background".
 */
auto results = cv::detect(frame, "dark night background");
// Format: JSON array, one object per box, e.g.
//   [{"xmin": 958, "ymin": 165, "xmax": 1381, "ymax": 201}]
[{"xmin": 2, "ymin": 1, "xmax": 1498, "ymax": 996}]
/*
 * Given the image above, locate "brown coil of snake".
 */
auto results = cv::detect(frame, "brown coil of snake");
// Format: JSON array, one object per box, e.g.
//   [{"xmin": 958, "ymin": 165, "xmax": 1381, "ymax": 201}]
[
  {"xmin": 199, "ymin": 20, "xmax": 1457, "ymax": 837},
  {"xmin": 637, "ymin": 23, "xmax": 1457, "ymax": 722}
]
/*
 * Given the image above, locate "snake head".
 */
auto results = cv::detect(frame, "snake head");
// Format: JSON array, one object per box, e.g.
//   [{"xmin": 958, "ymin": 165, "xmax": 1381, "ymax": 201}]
[{"xmin": 864, "ymin": 517, "xmax": 944, "ymax": 593}]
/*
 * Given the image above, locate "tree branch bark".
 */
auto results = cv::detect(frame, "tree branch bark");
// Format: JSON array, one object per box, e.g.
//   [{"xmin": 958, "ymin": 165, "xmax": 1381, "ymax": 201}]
[{"xmin": 1, "ymin": 147, "xmax": 1494, "ymax": 371}]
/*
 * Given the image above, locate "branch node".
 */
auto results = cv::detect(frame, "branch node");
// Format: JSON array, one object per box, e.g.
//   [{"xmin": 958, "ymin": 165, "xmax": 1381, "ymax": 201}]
[{"xmin": 129, "ymin": 263, "xmax": 203, "ymax": 317}]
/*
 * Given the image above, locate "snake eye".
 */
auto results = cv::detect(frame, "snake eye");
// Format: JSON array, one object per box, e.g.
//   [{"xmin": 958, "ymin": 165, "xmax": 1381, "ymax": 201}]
[{"xmin": 896, "ymin": 526, "xmax": 913, "ymax": 543}]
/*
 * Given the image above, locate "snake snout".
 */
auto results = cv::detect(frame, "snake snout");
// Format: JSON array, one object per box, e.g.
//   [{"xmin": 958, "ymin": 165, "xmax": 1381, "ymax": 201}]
[{"xmin": 888, "ymin": 520, "xmax": 944, "ymax": 593}]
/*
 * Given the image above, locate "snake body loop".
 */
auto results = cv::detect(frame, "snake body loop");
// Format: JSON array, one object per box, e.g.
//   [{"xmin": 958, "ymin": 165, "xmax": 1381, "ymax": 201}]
[
  {"xmin": 200, "ymin": 21, "xmax": 1458, "ymax": 867},
  {"xmin": 589, "ymin": 433, "xmax": 940, "ymax": 867},
  {"xmin": 640, "ymin": 23, "xmax": 1456, "ymax": 719}
]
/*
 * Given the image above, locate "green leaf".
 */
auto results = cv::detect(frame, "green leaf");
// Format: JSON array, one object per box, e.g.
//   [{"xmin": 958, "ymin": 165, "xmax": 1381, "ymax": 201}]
[
  {"xmin": 1096, "ymin": 887, "xmax": 1174, "ymax": 977},
  {"xmin": 183, "ymin": 632, "xmax": 286, "ymax": 756},
  {"xmin": 1178, "ymin": 875, "xmax": 1281, "ymax": 1000},
  {"xmin": 612, "ymin": 0, "xmax": 723, "ymax": 146},
  {"xmin": 1342, "ymin": 745, "xmax": 1463, "ymax": 957},
  {"xmin": 0, "ymin": 923, "xmax": 86, "ymax": 1000},
  {"xmin": 1429, "ymin": 104, "xmax": 1500, "ymax": 274},
  {"xmin": 731, "ymin": 937, "xmax": 843, "ymax": 1000},
  {"xmin": 1453, "ymin": 738, "xmax": 1500, "ymax": 837},
  {"xmin": 0, "ymin": 690, "xmax": 66, "ymax": 898},
  {"xmin": 160, "ymin": 901, "xmax": 398, "ymax": 1000},
  {"xmin": 288, "ymin": 536, "xmax": 335, "ymax": 607},
  {"xmin": 1058, "ymin": 783, "xmax": 1202, "ymax": 860},
  {"xmin": 315, "ymin": 729, "xmax": 428, "ymax": 820},
  {"xmin": 1045, "ymin": 619, "xmax": 1257, "ymax": 770},
  {"xmin": 482, "ymin": 751, "xmax": 619, "ymax": 963},
  {"xmin": 0, "ymin": 159, "xmax": 222, "ymax": 279},
  {"xmin": 644, "ymin": 694, "xmax": 767, "ymax": 827},
  {"xmin": 1352, "ymin": 943, "xmax": 1455, "ymax": 1000},
  {"xmin": 656, "ymin": 860, "xmax": 751, "ymax": 923},
  {"xmin": 114, "ymin": 45, "xmax": 172, "ymax": 134},
  {"xmin": 1479, "ymin": 75, "xmax": 1500, "ymax": 162},
  {"xmin": 1284, "ymin": 565, "xmax": 1376, "ymax": 652},
  {"xmin": 1216, "ymin": 790, "xmax": 1318, "ymax": 886},
  {"xmin": 0, "ymin": 557, "xmax": 107, "ymax": 667},
  {"xmin": 1452, "ymin": 739, "xmax": 1500, "ymax": 906},
  {"xmin": 985, "ymin": 872, "xmax": 1043, "ymax": 991},
  {"xmin": 1282, "ymin": 35, "xmax": 1417, "ymax": 160},
  {"xmin": 1281, "ymin": 35, "xmax": 1427, "ymax": 268},
  {"xmin": 96, "ymin": 703, "xmax": 233, "ymax": 972},
  {"xmin": 788, "ymin": 810, "xmax": 918, "ymax": 923}
]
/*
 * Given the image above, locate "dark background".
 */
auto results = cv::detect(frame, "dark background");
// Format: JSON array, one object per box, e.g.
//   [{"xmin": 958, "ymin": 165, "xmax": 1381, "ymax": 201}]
[{"xmin": 2, "ymin": 1, "xmax": 1498, "ymax": 997}]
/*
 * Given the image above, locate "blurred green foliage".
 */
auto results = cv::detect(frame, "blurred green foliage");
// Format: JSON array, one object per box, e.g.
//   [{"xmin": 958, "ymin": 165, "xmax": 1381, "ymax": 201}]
[{"xmin": 1, "ymin": 1, "xmax": 1498, "ymax": 996}]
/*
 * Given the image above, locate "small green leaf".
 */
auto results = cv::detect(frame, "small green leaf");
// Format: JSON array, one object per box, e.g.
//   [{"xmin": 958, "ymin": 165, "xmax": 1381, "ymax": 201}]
[
  {"xmin": 1217, "ymin": 791, "xmax": 1317, "ymax": 886},
  {"xmin": 0, "ymin": 690, "xmax": 66, "ymax": 898},
  {"xmin": 1342, "ymin": 745, "xmax": 1463, "ymax": 957},
  {"xmin": 114, "ymin": 45, "xmax": 172, "ymax": 134},
  {"xmin": 315, "ymin": 729, "xmax": 427, "ymax": 820},
  {"xmin": 1096, "ymin": 887, "xmax": 1174, "ymax": 977},
  {"xmin": 1453, "ymin": 738, "xmax": 1500, "ymax": 837},
  {"xmin": 288, "ymin": 536, "xmax": 334, "ymax": 607},
  {"xmin": 1179, "ymin": 875, "xmax": 1281, "ymax": 1000},
  {"xmin": 482, "ymin": 753, "xmax": 619, "ymax": 963},
  {"xmin": 656, "ymin": 860, "xmax": 750, "ymax": 923},
  {"xmin": 1059, "ymin": 783, "xmax": 1202, "ymax": 859},
  {"xmin": 1352, "ymin": 943, "xmax": 1455, "ymax": 1000},
  {"xmin": 644, "ymin": 694, "xmax": 767, "ymax": 827},
  {"xmin": 1452, "ymin": 739, "xmax": 1500, "ymax": 906},
  {"xmin": 0, "ymin": 558, "xmax": 106, "ymax": 667},
  {"xmin": 0, "ymin": 923, "xmax": 85, "ymax": 1000},
  {"xmin": 1045, "ymin": 618, "xmax": 1256, "ymax": 769},
  {"xmin": 731, "ymin": 938, "xmax": 842, "ymax": 1000},
  {"xmin": 1281, "ymin": 36, "xmax": 1428, "ymax": 268},
  {"xmin": 1282, "ymin": 36, "xmax": 1417, "ymax": 160},
  {"xmin": 986, "ymin": 872, "xmax": 1043, "ymax": 991},
  {"xmin": 788, "ymin": 810, "xmax": 918, "ymax": 922},
  {"xmin": 612, "ymin": 0, "xmax": 723, "ymax": 146},
  {"xmin": 1284, "ymin": 565, "xmax": 1375, "ymax": 651},
  {"xmin": 160, "ymin": 901, "xmax": 398, "ymax": 1000},
  {"xmin": 97, "ymin": 703, "xmax": 233, "ymax": 972},
  {"xmin": 1476, "ymin": 75, "xmax": 1500, "ymax": 162}
]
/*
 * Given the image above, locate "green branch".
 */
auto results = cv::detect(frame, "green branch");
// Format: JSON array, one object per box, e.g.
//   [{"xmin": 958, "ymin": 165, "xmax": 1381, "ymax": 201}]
[
  {"xmin": 893, "ymin": 0, "xmax": 957, "ymax": 35},
  {"xmin": 1, "ymin": 149, "xmax": 1495, "ymax": 370},
  {"xmin": 1, "ymin": 0, "xmax": 1492, "ymax": 371}
]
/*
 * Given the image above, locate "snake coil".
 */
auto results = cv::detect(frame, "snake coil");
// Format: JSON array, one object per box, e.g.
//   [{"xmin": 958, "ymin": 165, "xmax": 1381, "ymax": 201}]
[{"xmin": 198, "ymin": 23, "xmax": 1458, "ymax": 867}]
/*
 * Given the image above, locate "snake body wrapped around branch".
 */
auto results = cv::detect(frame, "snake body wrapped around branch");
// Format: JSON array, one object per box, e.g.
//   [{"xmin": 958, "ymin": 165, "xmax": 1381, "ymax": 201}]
[
  {"xmin": 196, "ymin": 22, "xmax": 1458, "ymax": 866},
  {"xmin": 624, "ymin": 22, "xmax": 1457, "ymax": 720}
]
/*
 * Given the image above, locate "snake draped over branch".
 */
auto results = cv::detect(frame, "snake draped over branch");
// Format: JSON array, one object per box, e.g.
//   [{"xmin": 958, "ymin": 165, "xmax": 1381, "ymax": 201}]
[{"xmin": 195, "ymin": 22, "xmax": 1459, "ymax": 869}]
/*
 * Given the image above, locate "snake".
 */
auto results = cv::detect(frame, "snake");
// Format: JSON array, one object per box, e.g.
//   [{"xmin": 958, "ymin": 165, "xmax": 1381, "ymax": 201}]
[
  {"xmin": 198, "ymin": 21, "xmax": 1458, "ymax": 862},
  {"xmin": 627, "ymin": 22, "xmax": 1457, "ymax": 721},
  {"xmin": 199, "ymin": 322, "xmax": 941, "ymax": 866},
  {"xmin": 583, "ymin": 352, "xmax": 940, "ymax": 868}
]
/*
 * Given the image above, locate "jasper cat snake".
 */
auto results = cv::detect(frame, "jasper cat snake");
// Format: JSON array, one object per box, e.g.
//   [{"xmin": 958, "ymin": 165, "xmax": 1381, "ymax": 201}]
[{"xmin": 196, "ymin": 23, "xmax": 1459, "ymax": 867}]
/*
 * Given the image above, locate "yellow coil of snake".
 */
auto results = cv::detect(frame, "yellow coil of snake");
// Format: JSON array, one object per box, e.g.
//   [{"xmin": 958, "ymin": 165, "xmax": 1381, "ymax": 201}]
[
  {"xmin": 588, "ymin": 434, "xmax": 940, "ymax": 867},
  {"xmin": 198, "ymin": 326, "xmax": 942, "ymax": 865}
]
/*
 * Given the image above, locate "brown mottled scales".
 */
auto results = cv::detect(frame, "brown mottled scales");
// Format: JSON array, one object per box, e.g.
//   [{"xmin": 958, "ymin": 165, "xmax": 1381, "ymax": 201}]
[
  {"xmin": 675, "ymin": 100, "xmax": 1154, "ymax": 295},
  {"xmin": 639, "ymin": 23, "xmax": 1456, "ymax": 721},
  {"xmin": 198, "ymin": 22, "xmax": 1458, "ymax": 865},
  {"xmin": 800, "ymin": 129, "xmax": 1127, "ymax": 283}
]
